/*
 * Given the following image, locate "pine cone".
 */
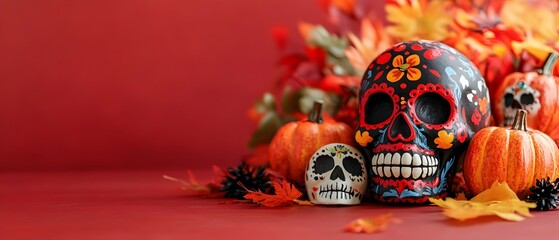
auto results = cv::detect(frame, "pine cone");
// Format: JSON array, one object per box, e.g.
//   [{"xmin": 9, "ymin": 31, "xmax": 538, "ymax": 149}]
[
  {"xmin": 526, "ymin": 177, "xmax": 559, "ymax": 211},
  {"xmin": 220, "ymin": 162, "xmax": 271, "ymax": 199}
]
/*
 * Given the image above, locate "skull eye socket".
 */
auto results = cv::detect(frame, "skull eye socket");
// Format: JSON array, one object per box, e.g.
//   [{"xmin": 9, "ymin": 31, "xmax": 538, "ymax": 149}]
[
  {"xmin": 520, "ymin": 93, "xmax": 535, "ymax": 105},
  {"xmin": 364, "ymin": 93, "xmax": 394, "ymax": 125},
  {"xmin": 313, "ymin": 155, "xmax": 335, "ymax": 174},
  {"xmin": 342, "ymin": 156, "xmax": 363, "ymax": 177},
  {"xmin": 415, "ymin": 92, "xmax": 451, "ymax": 125},
  {"xmin": 504, "ymin": 93, "xmax": 514, "ymax": 107}
]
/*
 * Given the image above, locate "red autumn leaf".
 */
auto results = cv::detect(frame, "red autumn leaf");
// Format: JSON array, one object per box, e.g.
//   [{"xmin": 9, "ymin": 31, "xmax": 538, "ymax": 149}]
[
  {"xmin": 243, "ymin": 180, "xmax": 311, "ymax": 207},
  {"xmin": 164, "ymin": 166, "xmax": 225, "ymax": 195},
  {"xmin": 344, "ymin": 214, "xmax": 401, "ymax": 234}
]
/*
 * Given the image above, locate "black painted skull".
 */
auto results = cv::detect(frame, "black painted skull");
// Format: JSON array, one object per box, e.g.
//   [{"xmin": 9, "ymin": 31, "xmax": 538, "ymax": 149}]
[
  {"xmin": 305, "ymin": 143, "xmax": 367, "ymax": 205},
  {"xmin": 355, "ymin": 41, "xmax": 491, "ymax": 204}
]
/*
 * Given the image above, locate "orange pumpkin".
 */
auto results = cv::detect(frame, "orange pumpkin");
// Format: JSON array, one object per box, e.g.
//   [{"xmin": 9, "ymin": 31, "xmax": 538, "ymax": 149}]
[
  {"xmin": 492, "ymin": 52, "xmax": 559, "ymax": 145},
  {"xmin": 464, "ymin": 109, "xmax": 559, "ymax": 197},
  {"xmin": 269, "ymin": 100, "xmax": 355, "ymax": 186}
]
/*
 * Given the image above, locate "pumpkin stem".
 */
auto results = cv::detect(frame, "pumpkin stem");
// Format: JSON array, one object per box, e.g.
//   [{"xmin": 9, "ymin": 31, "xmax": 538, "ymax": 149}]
[
  {"xmin": 539, "ymin": 52, "xmax": 558, "ymax": 76},
  {"xmin": 308, "ymin": 100, "xmax": 324, "ymax": 123},
  {"xmin": 511, "ymin": 109, "xmax": 528, "ymax": 131}
]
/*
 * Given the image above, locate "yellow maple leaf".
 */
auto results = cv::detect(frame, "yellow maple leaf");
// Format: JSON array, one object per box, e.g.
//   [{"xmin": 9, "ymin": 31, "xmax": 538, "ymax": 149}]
[
  {"xmin": 434, "ymin": 130, "xmax": 453, "ymax": 149},
  {"xmin": 385, "ymin": 0, "xmax": 452, "ymax": 41},
  {"xmin": 429, "ymin": 181, "xmax": 536, "ymax": 222}
]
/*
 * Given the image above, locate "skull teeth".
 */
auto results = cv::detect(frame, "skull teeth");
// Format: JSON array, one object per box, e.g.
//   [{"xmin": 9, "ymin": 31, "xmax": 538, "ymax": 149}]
[
  {"xmin": 371, "ymin": 152, "xmax": 438, "ymax": 179},
  {"xmin": 318, "ymin": 183, "xmax": 356, "ymax": 200}
]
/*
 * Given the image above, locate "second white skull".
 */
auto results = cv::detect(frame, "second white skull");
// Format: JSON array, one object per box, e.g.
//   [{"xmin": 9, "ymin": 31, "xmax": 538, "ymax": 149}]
[{"xmin": 305, "ymin": 143, "xmax": 367, "ymax": 205}]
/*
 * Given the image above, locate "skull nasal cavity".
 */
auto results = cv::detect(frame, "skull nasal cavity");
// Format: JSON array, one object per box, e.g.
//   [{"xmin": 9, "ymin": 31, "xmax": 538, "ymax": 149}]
[
  {"xmin": 388, "ymin": 113, "xmax": 414, "ymax": 142},
  {"xmin": 330, "ymin": 166, "xmax": 346, "ymax": 181}
]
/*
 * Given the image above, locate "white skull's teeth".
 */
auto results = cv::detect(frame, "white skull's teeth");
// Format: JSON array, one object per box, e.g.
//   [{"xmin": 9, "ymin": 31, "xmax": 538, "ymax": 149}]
[
  {"xmin": 371, "ymin": 152, "xmax": 439, "ymax": 179},
  {"xmin": 401, "ymin": 167, "xmax": 411, "ymax": 178}
]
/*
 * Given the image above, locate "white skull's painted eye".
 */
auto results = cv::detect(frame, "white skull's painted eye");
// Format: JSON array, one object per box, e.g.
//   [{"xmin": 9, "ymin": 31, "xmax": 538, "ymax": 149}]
[
  {"xmin": 342, "ymin": 156, "xmax": 363, "ymax": 177},
  {"xmin": 313, "ymin": 155, "xmax": 335, "ymax": 174},
  {"xmin": 520, "ymin": 93, "xmax": 535, "ymax": 105},
  {"xmin": 504, "ymin": 93, "xmax": 514, "ymax": 107},
  {"xmin": 415, "ymin": 92, "xmax": 450, "ymax": 125},
  {"xmin": 364, "ymin": 92, "xmax": 394, "ymax": 125}
]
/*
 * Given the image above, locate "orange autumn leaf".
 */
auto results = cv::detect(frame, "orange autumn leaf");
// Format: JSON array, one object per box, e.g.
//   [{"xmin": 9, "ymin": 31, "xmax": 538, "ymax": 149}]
[
  {"xmin": 429, "ymin": 181, "xmax": 536, "ymax": 221},
  {"xmin": 243, "ymin": 180, "xmax": 312, "ymax": 207},
  {"xmin": 344, "ymin": 213, "xmax": 401, "ymax": 234}
]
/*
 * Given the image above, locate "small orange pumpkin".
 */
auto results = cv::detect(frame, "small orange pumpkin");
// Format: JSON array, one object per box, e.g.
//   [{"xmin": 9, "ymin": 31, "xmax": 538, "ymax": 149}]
[
  {"xmin": 269, "ymin": 100, "xmax": 355, "ymax": 186},
  {"xmin": 492, "ymin": 52, "xmax": 559, "ymax": 145},
  {"xmin": 464, "ymin": 109, "xmax": 559, "ymax": 197}
]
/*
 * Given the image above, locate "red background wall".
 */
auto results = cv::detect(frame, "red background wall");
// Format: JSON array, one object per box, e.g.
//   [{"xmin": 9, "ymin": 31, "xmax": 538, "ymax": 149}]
[
  {"xmin": 0, "ymin": 1, "xmax": 384, "ymax": 171},
  {"xmin": 0, "ymin": 0, "xmax": 332, "ymax": 170}
]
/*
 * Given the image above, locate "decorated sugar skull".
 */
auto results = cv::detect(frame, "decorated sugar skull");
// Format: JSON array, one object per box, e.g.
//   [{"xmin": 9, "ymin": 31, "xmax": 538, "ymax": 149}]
[
  {"xmin": 501, "ymin": 81, "xmax": 541, "ymax": 126},
  {"xmin": 305, "ymin": 143, "xmax": 367, "ymax": 205},
  {"xmin": 355, "ymin": 40, "xmax": 491, "ymax": 204}
]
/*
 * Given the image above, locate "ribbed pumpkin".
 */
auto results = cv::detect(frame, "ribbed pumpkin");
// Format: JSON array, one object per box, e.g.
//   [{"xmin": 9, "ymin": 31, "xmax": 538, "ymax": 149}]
[
  {"xmin": 492, "ymin": 52, "xmax": 559, "ymax": 145},
  {"xmin": 464, "ymin": 109, "xmax": 559, "ymax": 198},
  {"xmin": 269, "ymin": 100, "xmax": 355, "ymax": 186}
]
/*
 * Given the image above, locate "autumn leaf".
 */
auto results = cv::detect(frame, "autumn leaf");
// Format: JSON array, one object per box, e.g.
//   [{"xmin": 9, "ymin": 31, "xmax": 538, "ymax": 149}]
[
  {"xmin": 163, "ymin": 167, "xmax": 224, "ymax": 195},
  {"xmin": 344, "ymin": 214, "xmax": 401, "ymax": 234},
  {"xmin": 511, "ymin": 38, "xmax": 558, "ymax": 62},
  {"xmin": 500, "ymin": 0, "xmax": 558, "ymax": 42},
  {"xmin": 345, "ymin": 19, "xmax": 394, "ymax": 74},
  {"xmin": 429, "ymin": 181, "xmax": 537, "ymax": 221},
  {"xmin": 386, "ymin": 0, "xmax": 452, "ymax": 41},
  {"xmin": 243, "ymin": 180, "xmax": 312, "ymax": 207}
]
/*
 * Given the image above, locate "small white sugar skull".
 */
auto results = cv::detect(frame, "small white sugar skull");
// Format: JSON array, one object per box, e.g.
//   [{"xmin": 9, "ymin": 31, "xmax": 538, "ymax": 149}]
[
  {"xmin": 305, "ymin": 143, "xmax": 367, "ymax": 205},
  {"xmin": 501, "ymin": 81, "xmax": 541, "ymax": 126}
]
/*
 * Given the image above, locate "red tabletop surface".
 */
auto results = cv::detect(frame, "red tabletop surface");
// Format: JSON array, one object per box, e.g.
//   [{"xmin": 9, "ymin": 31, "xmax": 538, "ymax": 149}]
[{"xmin": 1, "ymin": 169, "xmax": 557, "ymax": 240}]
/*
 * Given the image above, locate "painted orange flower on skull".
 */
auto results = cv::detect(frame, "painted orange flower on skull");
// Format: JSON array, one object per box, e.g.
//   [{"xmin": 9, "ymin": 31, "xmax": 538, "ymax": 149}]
[{"xmin": 387, "ymin": 54, "xmax": 422, "ymax": 82}]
